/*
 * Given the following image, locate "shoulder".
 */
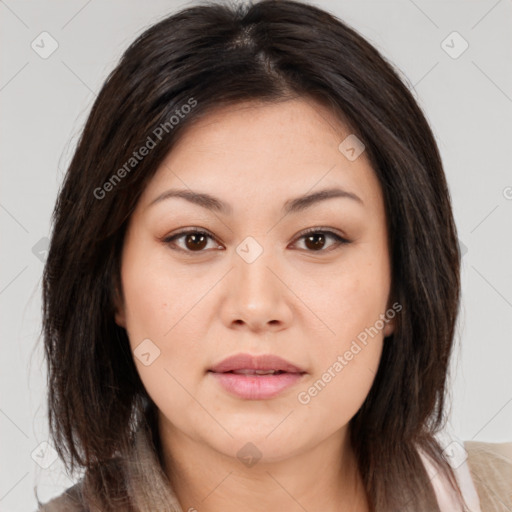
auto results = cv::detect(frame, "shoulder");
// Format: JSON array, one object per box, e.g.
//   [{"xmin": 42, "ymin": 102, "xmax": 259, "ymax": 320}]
[
  {"xmin": 36, "ymin": 481, "xmax": 86, "ymax": 512},
  {"xmin": 464, "ymin": 440, "xmax": 512, "ymax": 511}
]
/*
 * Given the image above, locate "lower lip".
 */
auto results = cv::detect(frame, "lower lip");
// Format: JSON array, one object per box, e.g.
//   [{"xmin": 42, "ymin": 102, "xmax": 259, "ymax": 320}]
[{"xmin": 209, "ymin": 371, "xmax": 305, "ymax": 400}]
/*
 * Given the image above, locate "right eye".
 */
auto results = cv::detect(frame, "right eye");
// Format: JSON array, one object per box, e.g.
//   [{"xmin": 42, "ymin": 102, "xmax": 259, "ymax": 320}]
[{"xmin": 163, "ymin": 228, "xmax": 223, "ymax": 254}]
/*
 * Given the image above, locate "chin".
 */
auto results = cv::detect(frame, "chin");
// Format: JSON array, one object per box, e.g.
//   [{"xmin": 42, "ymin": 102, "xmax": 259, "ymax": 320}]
[{"xmin": 211, "ymin": 428, "xmax": 306, "ymax": 462}]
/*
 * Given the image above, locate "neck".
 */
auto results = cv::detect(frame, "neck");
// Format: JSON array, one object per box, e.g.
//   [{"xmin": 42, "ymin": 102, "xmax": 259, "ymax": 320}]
[{"xmin": 158, "ymin": 416, "xmax": 369, "ymax": 512}]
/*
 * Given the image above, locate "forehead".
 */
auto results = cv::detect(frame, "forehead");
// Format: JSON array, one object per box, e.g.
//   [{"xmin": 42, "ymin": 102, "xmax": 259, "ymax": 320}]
[
  {"xmin": 139, "ymin": 98, "xmax": 382, "ymax": 213},
  {"xmin": 169, "ymin": 98, "xmax": 350, "ymax": 160}
]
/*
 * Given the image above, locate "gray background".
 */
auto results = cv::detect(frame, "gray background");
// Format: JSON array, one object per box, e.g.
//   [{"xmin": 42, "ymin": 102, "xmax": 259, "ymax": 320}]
[{"xmin": 1, "ymin": 0, "xmax": 511, "ymax": 510}]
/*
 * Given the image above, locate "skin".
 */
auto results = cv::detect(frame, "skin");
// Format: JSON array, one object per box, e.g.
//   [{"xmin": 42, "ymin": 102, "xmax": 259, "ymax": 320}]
[{"xmin": 115, "ymin": 98, "xmax": 395, "ymax": 512}]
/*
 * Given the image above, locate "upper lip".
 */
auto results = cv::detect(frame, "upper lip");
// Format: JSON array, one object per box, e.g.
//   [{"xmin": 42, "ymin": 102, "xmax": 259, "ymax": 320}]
[{"xmin": 209, "ymin": 353, "xmax": 306, "ymax": 373}]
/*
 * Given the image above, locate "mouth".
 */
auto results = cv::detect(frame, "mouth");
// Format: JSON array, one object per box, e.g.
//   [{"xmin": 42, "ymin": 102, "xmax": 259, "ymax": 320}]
[
  {"xmin": 214, "ymin": 369, "xmax": 290, "ymax": 375},
  {"xmin": 208, "ymin": 353, "xmax": 307, "ymax": 400},
  {"xmin": 208, "ymin": 352, "xmax": 306, "ymax": 374}
]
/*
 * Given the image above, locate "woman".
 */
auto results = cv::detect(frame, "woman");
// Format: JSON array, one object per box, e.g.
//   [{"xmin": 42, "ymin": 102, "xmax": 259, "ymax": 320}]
[{"xmin": 36, "ymin": 1, "xmax": 511, "ymax": 510}]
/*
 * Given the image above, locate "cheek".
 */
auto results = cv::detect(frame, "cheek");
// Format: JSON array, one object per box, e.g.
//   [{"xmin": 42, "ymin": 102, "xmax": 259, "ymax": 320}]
[
  {"xmin": 120, "ymin": 244, "xmax": 204, "ymax": 348},
  {"xmin": 119, "ymin": 245, "xmax": 213, "ymax": 399},
  {"xmin": 122, "ymin": 265, "xmax": 172, "ymax": 346},
  {"xmin": 294, "ymin": 250, "xmax": 389, "ymax": 421},
  {"xmin": 306, "ymin": 257, "xmax": 391, "ymax": 350},
  {"xmin": 120, "ymin": 257, "xmax": 205, "ymax": 421},
  {"xmin": 297, "ymin": 325, "xmax": 384, "ymax": 432}
]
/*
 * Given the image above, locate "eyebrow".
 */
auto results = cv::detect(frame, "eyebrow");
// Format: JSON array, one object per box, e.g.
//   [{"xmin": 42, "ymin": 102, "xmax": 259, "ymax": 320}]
[{"xmin": 147, "ymin": 186, "xmax": 363, "ymax": 215}]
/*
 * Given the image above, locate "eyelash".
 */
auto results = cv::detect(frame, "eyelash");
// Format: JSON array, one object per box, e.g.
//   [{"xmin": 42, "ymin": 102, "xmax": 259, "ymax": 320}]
[{"xmin": 162, "ymin": 227, "xmax": 351, "ymax": 256}]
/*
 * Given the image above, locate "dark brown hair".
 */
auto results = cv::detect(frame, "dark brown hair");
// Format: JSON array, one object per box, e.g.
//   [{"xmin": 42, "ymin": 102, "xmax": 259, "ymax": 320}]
[{"xmin": 39, "ymin": 1, "xmax": 463, "ymax": 510}]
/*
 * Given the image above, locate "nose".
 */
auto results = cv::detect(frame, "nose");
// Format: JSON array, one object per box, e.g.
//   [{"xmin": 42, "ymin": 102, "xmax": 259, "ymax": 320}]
[{"xmin": 219, "ymin": 248, "xmax": 293, "ymax": 333}]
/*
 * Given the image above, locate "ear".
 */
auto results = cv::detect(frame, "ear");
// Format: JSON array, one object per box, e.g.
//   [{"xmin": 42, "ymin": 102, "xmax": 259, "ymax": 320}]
[
  {"xmin": 383, "ymin": 316, "xmax": 395, "ymax": 338},
  {"xmin": 382, "ymin": 300, "xmax": 399, "ymax": 338},
  {"xmin": 113, "ymin": 286, "xmax": 126, "ymax": 328}
]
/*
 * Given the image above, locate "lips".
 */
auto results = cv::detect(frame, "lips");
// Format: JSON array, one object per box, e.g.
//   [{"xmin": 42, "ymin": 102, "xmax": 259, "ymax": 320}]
[
  {"xmin": 208, "ymin": 353, "xmax": 306, "ymax": 400},
  {"xmin": 208, "ymin": 353, "xmax": 305, "ymax": 374}
]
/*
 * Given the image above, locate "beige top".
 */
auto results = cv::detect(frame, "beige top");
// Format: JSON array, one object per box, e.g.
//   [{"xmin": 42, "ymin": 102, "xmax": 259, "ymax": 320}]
[
  {"xmin": 418, "ymin": 440, "xmax": 512, "ymax": 511},
  {"xmin": 465, "ymin": 441, "xmax": 512, "ymax": 511},
  {"xmin": 36, "ymin": 429, "xmax": 512, "ymax": 512}
]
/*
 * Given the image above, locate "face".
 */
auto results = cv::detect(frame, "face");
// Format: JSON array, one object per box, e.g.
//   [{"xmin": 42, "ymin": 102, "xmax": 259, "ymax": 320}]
[{"xmin": 115, "ymin": 98, "xmax": 395, "ymax": 464}]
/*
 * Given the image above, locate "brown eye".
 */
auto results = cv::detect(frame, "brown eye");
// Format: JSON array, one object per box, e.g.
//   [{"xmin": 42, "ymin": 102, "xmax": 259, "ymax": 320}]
[
  {"xmin": 295, "ymin": 230, "xmax": 349, "ymax": 252},
  {"xmin": 304, "ymin": 232, "xmax": 327, "ymax": 251},
  {"xmin": 164, "ymin": 229, "xmax": 218, "ymax": 253},
  {"xmin": 183, "ymin": 232, "xmax": 208, "ymax": 251}
]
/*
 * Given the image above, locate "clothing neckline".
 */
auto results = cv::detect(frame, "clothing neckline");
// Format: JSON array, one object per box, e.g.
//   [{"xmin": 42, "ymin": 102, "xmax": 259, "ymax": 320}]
[{"xmin": 418, "ymin": 445, "xmax": 482, "ymax": 512}]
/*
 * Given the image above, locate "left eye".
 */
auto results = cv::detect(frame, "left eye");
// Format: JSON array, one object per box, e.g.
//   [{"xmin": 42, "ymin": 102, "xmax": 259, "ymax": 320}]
[
  {"xmin": 163, "ymin": 228, "xmax": 349, "ymax": 254},
  {"xmin": 293, "ymin": 229, "xmax": 349, "ymax": 252}
]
